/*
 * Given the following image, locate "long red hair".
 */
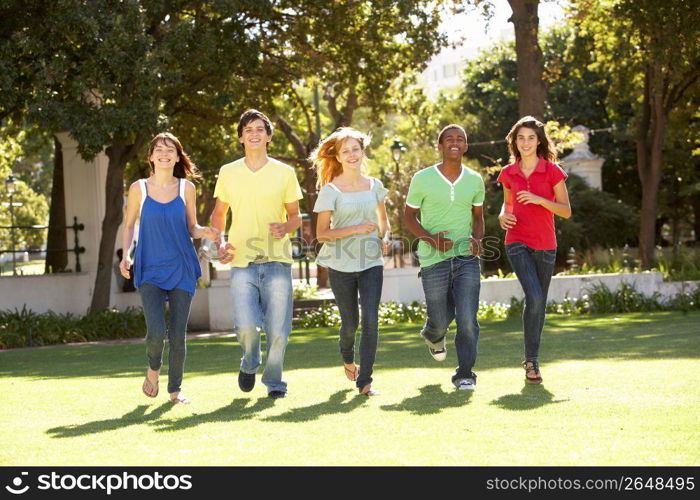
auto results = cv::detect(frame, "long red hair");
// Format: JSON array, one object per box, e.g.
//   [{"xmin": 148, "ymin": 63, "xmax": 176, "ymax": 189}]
[{"xmin": 309, "ymin": 127, "xmax": 371, "ymax": 189}]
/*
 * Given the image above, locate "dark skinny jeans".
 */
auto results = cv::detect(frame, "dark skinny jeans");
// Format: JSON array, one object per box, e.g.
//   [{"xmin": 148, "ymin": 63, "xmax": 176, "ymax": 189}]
[
  {"xmin": 505, "ymin": 243, "xmax": 556, "ymax": 362},
  {"xmin": 328, "ymin": 265, "xmax": 383, "ymax": 388},
  {"xmin": 139, "ymin": 282, "xmax": 193, "ymax": 394}
]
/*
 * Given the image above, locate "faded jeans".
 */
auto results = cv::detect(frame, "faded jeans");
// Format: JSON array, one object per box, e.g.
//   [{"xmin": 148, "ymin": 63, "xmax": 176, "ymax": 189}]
[
  {"xmin": 230, "ymin": 261, "xmax": 293, "ymax": 393},
  {"xmin": 505, "ymin": 243, "xmax": 557, "ymax": 361}
]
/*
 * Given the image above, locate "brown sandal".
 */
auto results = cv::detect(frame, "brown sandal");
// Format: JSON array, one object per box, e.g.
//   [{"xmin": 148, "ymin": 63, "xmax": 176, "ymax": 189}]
[
  {"xmin": 344, "ymin": 363, "xmax": 359, "ymax": 382},
  {"xmin": 523, "ymin": 360, "xmax": 543, "ymax": 384}
]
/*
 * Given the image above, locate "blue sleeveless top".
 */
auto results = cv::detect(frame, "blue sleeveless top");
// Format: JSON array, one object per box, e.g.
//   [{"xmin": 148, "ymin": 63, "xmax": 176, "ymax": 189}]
[{"xmin": 133, "ymin": 179, "xmax": 202, "ymax": 296}]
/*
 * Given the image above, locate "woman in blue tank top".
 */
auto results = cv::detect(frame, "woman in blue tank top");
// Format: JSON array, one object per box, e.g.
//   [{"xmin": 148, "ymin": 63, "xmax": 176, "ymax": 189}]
[{"xmin": 120, "ymin": 133, "xmax": 219, "ymax": 404}]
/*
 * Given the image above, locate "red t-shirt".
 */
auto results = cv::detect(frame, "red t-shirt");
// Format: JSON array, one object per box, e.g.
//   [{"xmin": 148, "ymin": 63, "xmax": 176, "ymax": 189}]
[{"xmin": 496, "ymin": 157, "xmax": 568, "ymax": 250}]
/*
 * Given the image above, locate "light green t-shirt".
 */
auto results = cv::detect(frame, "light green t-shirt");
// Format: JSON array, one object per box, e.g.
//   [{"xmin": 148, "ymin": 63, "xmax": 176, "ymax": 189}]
[
  {"xmin": 313, "ymin": 177, "xmax": 388, "ymax": 272},
  {"xmin": 405, "ymin": 164, "xmax": 485, "ymax": 267}
]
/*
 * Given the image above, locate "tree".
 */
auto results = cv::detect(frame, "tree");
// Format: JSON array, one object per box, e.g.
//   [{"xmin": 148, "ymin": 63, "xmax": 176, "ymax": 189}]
[
  {"xmin": 5, "ymin": 0, "xmax": 263, "ymax": 308},
  {"xmin": 507, "ymin": 0, "xmax": 547, "ymax": 119},
  {"xmin": 574, "ymin": 0, "xmax": 700, "ymax": 268}
]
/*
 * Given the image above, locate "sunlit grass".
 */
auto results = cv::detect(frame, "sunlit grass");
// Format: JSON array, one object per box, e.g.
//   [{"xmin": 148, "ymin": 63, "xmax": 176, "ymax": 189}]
[{"xmin": 1, "ymin": 312, "xmax": 698, "ymax": 465}]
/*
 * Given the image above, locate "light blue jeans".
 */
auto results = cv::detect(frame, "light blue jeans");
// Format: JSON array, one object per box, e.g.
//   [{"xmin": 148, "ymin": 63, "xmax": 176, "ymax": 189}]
[{"xmin": 230, "ymin": 261, "xmax": 293, "ymax": 393}]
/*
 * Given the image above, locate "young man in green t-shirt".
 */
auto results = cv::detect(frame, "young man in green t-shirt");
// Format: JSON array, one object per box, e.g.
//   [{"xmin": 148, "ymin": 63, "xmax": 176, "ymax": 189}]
[{"xmin": 403, "ymin": 124, "xmax": 485, "ymax": 390}]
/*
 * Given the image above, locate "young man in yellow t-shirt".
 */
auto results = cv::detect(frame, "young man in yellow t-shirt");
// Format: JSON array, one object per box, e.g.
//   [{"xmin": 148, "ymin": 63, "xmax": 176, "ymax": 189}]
[{"xmin": 211, "ymin": 109, "xmax": 303, "ymax": 399}]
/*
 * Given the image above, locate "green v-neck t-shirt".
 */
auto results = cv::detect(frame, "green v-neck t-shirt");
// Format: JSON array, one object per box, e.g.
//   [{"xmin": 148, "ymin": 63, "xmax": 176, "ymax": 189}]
[{"xmin": 405, "ymin": 164, "xmax": 485, "ymax": 267}]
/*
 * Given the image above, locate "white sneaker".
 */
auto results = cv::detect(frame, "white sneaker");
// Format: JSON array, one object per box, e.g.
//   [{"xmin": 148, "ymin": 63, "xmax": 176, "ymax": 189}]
[{"xmin": 421, "ymin": 333, "xmax": 447, "ymax": 361}]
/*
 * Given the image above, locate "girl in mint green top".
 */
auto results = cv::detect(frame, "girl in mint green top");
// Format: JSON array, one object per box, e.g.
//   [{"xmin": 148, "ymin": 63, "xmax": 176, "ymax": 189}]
[
  {"xmin": 314, "ymin": 177, "xmax": 388, "ymax": 272},
  {"xmin": 310, "ymin": 127, "xmax": 390, "ymax": 397}
]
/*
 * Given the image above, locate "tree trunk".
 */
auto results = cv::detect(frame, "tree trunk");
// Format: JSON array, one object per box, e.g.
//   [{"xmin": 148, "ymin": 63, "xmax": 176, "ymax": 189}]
[
  {"xmin": 637, "ymin": 64, "xmax": 667, "ymax": 269},
  {"xmin": 45, "ymin": 136, "xmax": 67, "ymax": 273},
  {"xmin": 508, "ymin": 0, "xmax": 546, "ymax": 120},
  {"xmin": 90, "ymin": 138, "xmax": 143, "ymax": 311}
]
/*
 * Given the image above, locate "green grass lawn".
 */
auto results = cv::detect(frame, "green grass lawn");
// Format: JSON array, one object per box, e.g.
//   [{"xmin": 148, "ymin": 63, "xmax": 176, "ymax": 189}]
[{"xmin": 1, "ymin": 311, "xmax": 698, "ymax": 466}]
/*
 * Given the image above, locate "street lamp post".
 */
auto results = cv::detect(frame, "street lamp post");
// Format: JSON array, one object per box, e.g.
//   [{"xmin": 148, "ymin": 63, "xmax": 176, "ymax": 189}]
[
  {"xmin": 5, "ymin": 174, "xmax": 17, "ymax": 276},
  {"xmin": 389, "ymin": 139, "xmax": 406, "ymax": 268}
]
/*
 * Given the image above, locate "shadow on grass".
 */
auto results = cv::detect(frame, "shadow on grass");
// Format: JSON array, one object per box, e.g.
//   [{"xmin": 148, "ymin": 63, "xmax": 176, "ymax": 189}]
[
  {"xmin": 380, "ymin": 384, "xmax": 472, "ymax": 415},
  {"xmin": 152, "ymin": 397, "xmax": 276, "ymax": 432},
  {"xmin": 262, "ymin": 389, "xmax": 365, "ymax": 422},
  {"xmin": 47, "ymin": 403, "xmax": 174, "ymax": 438},
  {"xmin": 489, "ymin": 384, "xmax": 569, "ymax": 411},
  {"xmin": 3, "ymin": 312, "xmax": 699, "ymax": 380}
]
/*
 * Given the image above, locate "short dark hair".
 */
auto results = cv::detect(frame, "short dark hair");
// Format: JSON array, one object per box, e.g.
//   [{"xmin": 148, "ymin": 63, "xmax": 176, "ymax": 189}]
[
  {"xmin": 437, "ymin": 124, "xmax": 467, "ymax": 144},
  {"xmin": 237, "ymin": 109, "xmax": 274, "ymax": 138}
]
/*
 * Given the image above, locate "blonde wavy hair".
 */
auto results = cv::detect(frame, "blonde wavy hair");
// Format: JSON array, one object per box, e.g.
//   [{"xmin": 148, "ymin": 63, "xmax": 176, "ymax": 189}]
[{"xmin": 309, "ymin": 127, "xmax": 371, "ymax": 189}]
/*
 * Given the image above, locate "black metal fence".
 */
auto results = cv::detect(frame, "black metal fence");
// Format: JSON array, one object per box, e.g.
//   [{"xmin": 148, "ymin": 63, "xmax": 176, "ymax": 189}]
[{"xmin": 0, "ymin": 216, "xmax": 85, "ymax": 275}]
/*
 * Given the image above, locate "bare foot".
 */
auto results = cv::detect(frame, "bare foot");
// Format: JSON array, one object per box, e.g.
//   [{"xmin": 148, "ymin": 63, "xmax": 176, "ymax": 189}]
[
  {"xmin": 359, "ymin": 384, "xmax": 379, "ymax": 396},
  {"xmin": 142, "ymin": 368, "xmax": 160, "ymax": 397}
]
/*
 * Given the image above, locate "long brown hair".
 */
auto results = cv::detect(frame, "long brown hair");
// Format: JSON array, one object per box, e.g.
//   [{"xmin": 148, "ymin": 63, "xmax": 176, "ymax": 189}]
[
  {"xmin": 147, "ymin": 132, "xmax": 201, "ymax": 181},
  {"xmin": 506, "ymin": 116, "xmax": 558, "ymax": 163},
  {"xmin": 309, "ymin": 127, "xmax": 371, "ymax": 189}
]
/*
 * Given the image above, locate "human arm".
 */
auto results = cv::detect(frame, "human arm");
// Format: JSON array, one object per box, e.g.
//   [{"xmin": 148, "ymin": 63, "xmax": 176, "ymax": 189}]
[
  {"xmin": 119, "ymin": 182, "xmax": 140, "ymax": 279},
  {"xmin": 210, "ymin": 198, "xmax": 235, "ymax": 264},
  {"xmin": 516, "ymin": 181, "xmax": 571, "ymax": 218},
  {"xmin": 269, "ymin": 200, "xmax": 303, "ymax": 239},
  {"xmin": 470, "ymin": 205, "xmax": 485, "ymax": 256},
  {"xmin": 315, "ymin": 210, "xmax": 378, "ymax": 243},
  {"xmin": 376, "ymin": 200, "xmax": 392, "ymax": 253},
  {"xmin": 403, "ymin": 205, "xmax": 454, "ymax": 252},
  {"xmin": 184, "ymin": 182, "xmax": 220, "ymax": 240},
  {"xmin": 498, "ymin": 186, "xmax": 518, "ymax": 230}
]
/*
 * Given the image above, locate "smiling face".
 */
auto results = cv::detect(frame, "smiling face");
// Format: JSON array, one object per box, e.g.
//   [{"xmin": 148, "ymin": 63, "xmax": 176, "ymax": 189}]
[
  {"xmin": 515, "ymin": 126, "xmax": 540, "ymax": 160},
  {"xmin": 438, "ymin": 128, "xmax": 468, "ymax": 160},
  {"xmin": 239, "ymin": 118, "xmax": 272, "ymax": 151},
  {"xmin": 336, "ymin": 137, "xmax": 364, "ymax": 171},
  {"xmin": 149, "ymin": 139, "xmax": 179, "ymax": 171}
]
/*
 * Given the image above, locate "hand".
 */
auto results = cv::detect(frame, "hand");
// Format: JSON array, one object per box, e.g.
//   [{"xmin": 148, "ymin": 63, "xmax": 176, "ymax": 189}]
[
  {"xmin": 426, "ymin": 231, "xmax": 454, "ymax": 252},
  {"xmin": 119, "ymin": 259, "xmax": 131, "ymax": 279},
  {"xmin": 382, "ymin": 237, "xmax": 392, "ymax": 255},
  {"xmin": 218, "ymin": 242, "xmax": 236, "ymax": 264},
  {"xmin": 498, "ymin": 213, "xmax": 517, "ymax": 230},
  {"xmin": 469, "ymin": 237, "xmax": 482, "ymax": 256},
  {"xmin": 204, "ymin": 226, "xmax": 221, "ymax": 243},
  {"xmin": 269, "ymin": 222, "xmax": 288, "ymax": 239},
  {"xmin": 516, "ymin": 190, "xmax": 544, "ymax": 205},
  {"xmin": 354, "ymin": 222, "xmax": 378, "ymax": 235}
]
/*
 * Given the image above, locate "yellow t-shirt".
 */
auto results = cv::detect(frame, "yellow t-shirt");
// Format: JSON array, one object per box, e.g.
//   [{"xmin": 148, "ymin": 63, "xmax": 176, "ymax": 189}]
[{"xmin": 213, "ymin": 157, "xmax": 303, "ymax": 267}]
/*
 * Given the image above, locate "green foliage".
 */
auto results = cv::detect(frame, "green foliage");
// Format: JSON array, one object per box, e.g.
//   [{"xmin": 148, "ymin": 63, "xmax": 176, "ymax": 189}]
[
  {"xmin": 292, "ymin": 284, "xmax": 700, "ymax": 329},
  {"xmin": 0, "ymin": 123, "xmax": 50, "ymax": 250},
  {"xmin": 0, "ymin": 306, "xmax": 146, "ymax": 349},
  {"xmin": 293, "ymin": 282, "xmax": 319, "ymax": 301}
]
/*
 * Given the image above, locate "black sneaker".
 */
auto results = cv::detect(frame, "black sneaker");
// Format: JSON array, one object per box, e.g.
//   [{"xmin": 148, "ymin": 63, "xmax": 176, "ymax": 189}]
[
  {"xmin": 238, "ymin": 371, "xmax": 255, "ymax": 392},
  {"xmin": 452, "ymin": 371, "xmax": 477, "ymax": 391},
  {"xmin": 268, "ymin": 390, "xmax": 286, "ymax": 399}
]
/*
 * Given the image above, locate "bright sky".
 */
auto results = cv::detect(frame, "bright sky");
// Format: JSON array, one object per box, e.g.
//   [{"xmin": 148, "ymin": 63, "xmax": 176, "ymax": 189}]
[{"xmin": 441, "ymin": 0, "xmax": 567, "ymax": 58}]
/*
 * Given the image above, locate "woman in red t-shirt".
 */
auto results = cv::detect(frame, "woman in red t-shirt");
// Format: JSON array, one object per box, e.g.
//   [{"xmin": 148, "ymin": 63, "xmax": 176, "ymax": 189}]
[{"xmin": 497, "ymin": 116, "xmax": 572, "ymax": 384}]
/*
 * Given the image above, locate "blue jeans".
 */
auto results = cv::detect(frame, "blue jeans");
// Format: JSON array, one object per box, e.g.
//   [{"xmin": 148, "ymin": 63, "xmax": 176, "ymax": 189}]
[
  {"xmin": 230, "ymin": 261, "xmax": 293, "ymax": 393},
  {"xmin": 328, "ymin": 265, "xmax": 383, "ymax": 388},
  {"xmin": 505, "ymin": 243, "xmax": 557, "ymax": 361},
  {"xmin": 420, "ymin": 255, "xmax": 481, "ymax": 377},
  {"xmin": 138, "ymin": 283, "xmax": 192, "ymax": 394}
]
